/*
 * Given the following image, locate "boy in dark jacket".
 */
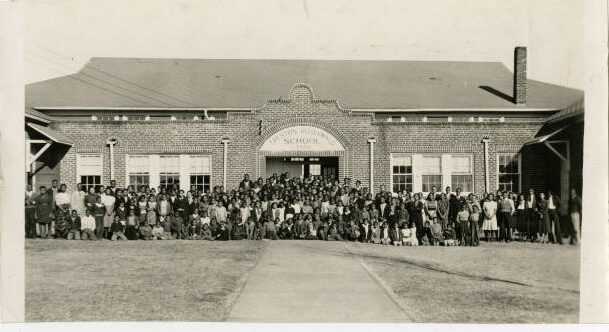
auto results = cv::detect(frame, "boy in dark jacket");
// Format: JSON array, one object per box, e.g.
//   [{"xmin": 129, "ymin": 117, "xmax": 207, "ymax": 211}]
[
  {"xmin": 67, "ymin": 210, "xmax": 81, "ymax": 240},
  {"xmin": 110, "ymin": 215, "xmax": 127, "ymax": 241}
]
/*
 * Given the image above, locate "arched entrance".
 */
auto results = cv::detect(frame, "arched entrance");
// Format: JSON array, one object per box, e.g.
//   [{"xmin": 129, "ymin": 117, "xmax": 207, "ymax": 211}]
[{"xmin": 257, "ymin": 125, "xmax": 346, "ymax": 180}]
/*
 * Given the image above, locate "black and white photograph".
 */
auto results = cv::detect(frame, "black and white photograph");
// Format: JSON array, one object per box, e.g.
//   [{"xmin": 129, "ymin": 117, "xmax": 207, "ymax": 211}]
[{"xmin": 1, "ymin": 0, "xmax": 608, "ymax": 327}]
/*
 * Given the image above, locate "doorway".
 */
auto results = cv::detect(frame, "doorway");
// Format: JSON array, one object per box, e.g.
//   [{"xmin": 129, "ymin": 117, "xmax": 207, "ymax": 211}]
[{"xmin": 265, "ymin": 157, "xmax": 339, "ymax": 180}]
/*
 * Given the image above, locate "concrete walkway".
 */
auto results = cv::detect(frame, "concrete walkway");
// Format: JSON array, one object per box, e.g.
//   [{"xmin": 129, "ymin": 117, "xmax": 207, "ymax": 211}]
[{"xmin": 228, "ymin": 240, "xmax": 410, "ymax": 322}]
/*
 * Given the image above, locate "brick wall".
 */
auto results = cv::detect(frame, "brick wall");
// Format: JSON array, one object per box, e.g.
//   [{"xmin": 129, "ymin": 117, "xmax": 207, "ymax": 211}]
[{"xmin": 49, "ymin": 83, "xmax": 547, "ymax": 194}]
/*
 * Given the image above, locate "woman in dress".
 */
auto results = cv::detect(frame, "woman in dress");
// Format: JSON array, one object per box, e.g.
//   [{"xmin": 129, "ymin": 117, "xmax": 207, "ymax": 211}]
[
  {"xmin": 482, "ymin": 193, "xmax": 498, "ymax": 241},
  {"xmin": 424, "ymin": 193, "xmax": 438, "ymax": 245},
  {"xmin": 34, "ymin": 186, "xmax": 54, "ymax": 239}
]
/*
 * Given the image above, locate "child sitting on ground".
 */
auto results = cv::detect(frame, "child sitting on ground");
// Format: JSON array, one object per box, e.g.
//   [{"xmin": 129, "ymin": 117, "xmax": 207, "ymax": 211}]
[
  {"xmin": 200, "ymin": 223, "xmax": 214, "ymax": 240},
  {"xmin": 139, "ymin": 221, "xmax": 153, "ymax": 240},
  {"xmin": 125, "ymin": 210, "xmax": 138, "ymax": 240},
  {"xmin": 152, "ymin": 223, "xmax": 166, "ymax": 240},
  {"xmin": 371, "ymin": 221, "xmax": 381, "ymax": 244},
  {"xmin": 110, "ymin": 215, "xmax": 127, "ymax": 241},
  {"xmin": 380, "ymin": 221, "xmax": 391, "ymax": 245},
  {"xmin": 67, "ymin": 210, "xmax": 81, "ymax": 240},
  {"xmin": 80, "ymin": 210, "xmax": 97, "ymax": 240},
  {"xmin": 442, "ymin": 225, "xmax": 458, "ymax": 246},
  {"xmin": 401, "ymin": 225, "xmax": 418, "ymax": 246}
]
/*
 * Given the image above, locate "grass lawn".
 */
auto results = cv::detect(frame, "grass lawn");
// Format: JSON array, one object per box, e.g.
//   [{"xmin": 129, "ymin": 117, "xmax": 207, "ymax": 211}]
[
  {"xmin": 26, "ymin": 239, "xmax": 267, "ymax": 321},
  {"xmin": 345, "ymin": 242, "xmax": 580, "ymax": 323}
]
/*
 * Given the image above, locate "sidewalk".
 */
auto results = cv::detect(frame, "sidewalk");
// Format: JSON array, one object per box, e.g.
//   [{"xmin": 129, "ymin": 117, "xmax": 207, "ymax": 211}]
[{"xmin": 227, "ymin": 240, "xmax": 410, "ymax": 322}]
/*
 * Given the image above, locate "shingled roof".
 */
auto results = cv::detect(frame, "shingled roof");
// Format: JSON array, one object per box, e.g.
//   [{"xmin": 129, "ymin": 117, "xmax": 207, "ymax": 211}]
[{"xmin": 26, "ymin": 58, "xmax": 583, "ymax": 110}]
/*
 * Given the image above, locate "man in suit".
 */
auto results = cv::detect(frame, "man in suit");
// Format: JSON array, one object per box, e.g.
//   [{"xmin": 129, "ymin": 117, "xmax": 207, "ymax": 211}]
[{"xmin": 547, "ymin": 190, "xmax": 562, "ymax": 244}]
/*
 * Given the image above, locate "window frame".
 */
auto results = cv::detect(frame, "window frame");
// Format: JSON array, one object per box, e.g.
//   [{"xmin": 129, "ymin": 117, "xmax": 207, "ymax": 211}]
[
  {"xmin": 76, "ymin": 153, "xmax": 103, "ymax": 191},
  {"xmin": 450, "ymin": 154, "xmax": 474, "ymax": 193},
  {"xmin": 390, "ymin": 154, "xmax": 413, "ymax": 194},
  {"xmin": 126, "ymin": 154, "xmax": 151, "ymax": 188},
  {"xmin": 420, "ymin": 154, "xmax": 442, "ymax": 193},
  {"xmin": 496, "ymin": 153, "xmax": 522, "ymax": 193}
]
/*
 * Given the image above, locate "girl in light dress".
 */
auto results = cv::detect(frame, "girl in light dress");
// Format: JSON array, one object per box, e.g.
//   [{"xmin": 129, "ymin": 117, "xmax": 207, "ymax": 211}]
[
  {"xmin": 482, "ymin": 193, "xmax": 498, "ymax": 241},
  {"xmin": 146, "ymin": 195, "xmax": 158, "ymax": 226}
]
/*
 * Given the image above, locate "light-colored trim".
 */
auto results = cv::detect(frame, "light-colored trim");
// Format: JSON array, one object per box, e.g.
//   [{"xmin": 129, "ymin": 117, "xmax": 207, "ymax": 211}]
[
  {"xmin": 523, "ymin": 125, "xmax": 569, "ymax": 146},
  {"xmin": 33, "ymin": 105, "xmax": 562, "ymax": 113},
  {"xmin": 448, "ymin": 153, "xmax": 475, "ymax": 193},
  {"xmin": 76, "ymin": 153, "xmax": 104, "ymax": 188},
  {"xmin": 389, "ymin": 153, "xmax": 414, "ymax": 194},
  {"xmin": 352, "ymin": 107, "xmax": 560, "ymax": 113},
  {"xmin": 26, "ymin": 123, "xmax": 73, "ymax": 146},
  {"xmin": 25, "ymin": 113, "xmax": 51, "ymax": 124},
  {"xmin": 33, "ymin": 106, "xmax": 253, "ymax": 112},
  {"xmin": 496, "ymin": 152, "xmax": 522, "ymax": 193},
  {"xmin": 367, "ymin": 138, "xmax": 376, "ymax": 195}
]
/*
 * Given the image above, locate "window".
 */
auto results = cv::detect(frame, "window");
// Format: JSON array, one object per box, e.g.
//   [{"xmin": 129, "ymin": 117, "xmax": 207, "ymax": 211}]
[
  {"xmin": 391, "ymin": 155, "xmax": 412, "ymax": 193},
  {"xmin": 159, "ymin": 155, "xmax": 180, "ymax": 191},
  {"xmin": 309, "ymin": 164, "xmax": 321, "ymax": 176},
  {"xmin": 80, "ymin": 175, "xmax": 101, "ymax": 193},
  {"xmin": 420, "ymin": 156, "xmax": 442, "ymax": 192},
  {"xmin": 190, "ymin": 175, "xmax": 210, "ymax": 193},
  {"xmin": 451, "ymin": 155, "xmax": 473, "ymax": 192},
  {"xmin": 76, "ymin": 153, "xmax": 103, "ymax": 192},
  {"xmin": 189, "ymin": 155, "xmax": 211, "ymax": 193},
  {"xmin": 498, "ymin": 153, "xmax": 520, "ymax": 193},
  {"xmin": 127, "ymin": 155, "xmax": 150, "ymax": 189},
  {"xmin": 422, "ymin": 175, "xmax": 442, "ymax": 193}
]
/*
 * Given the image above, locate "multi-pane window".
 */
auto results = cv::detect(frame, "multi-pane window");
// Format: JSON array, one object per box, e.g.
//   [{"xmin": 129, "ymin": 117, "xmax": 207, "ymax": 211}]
[
  {"xmin": 451, "ymin": 155, "xmax": 473, "ymax": 192},
  {"xmin": 309, "ymin": 164, "xmax": 321, "ymax": 176},
  {"xmin": 76, "ymin": 153, "xmax": 103, "ymax": 192},
  {"xmin": 127, "ymin": 155, "xmax": 150, "ymax": 190},
  {"xmin": 189, "ymin": 155, "xmax": 211, "ymax": 193},
  {"xmin": 391, "ymin": 155, "xmax": 413, "ymax": 193},
  {"xmin": 498, "ymin": 153, "xmax": 520, "ymax": 193},
  {"xmin": 420, "ymin": 156, "xmax": 442, "ymax": 192},
  {"xmin": 159, "ymin": 155, "xmax": 180, "ymax": 191},
  {"xmin": 80, "ymin": 175, "xmax": 101, "ymax": 193}
]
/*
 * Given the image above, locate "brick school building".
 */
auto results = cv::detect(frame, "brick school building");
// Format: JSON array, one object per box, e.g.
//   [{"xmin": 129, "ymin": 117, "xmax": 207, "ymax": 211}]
[{"xmin": 25, "ymin": 47, "xmax": 583, "ymax": 213}]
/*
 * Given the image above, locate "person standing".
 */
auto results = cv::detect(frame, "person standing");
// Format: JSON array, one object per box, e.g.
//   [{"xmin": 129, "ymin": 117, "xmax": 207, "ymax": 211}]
[
  {"xmin": 437, "ymin": 193, "xmax": 449, "ymax": 230},
  {"xmin": 526, "ymin": 188, "xmax": 539, "ymax": 242},
  {"xmin": 482, "ymin": 194, "xmax": 498, "ymax": 241},
  {"xmin": 25, "ymin": 185, "xmax": 38, "ymax": 238},
  {"xmin": 547, "ymin": 190, "xmax": 562, "ymax": 244},
  {"xmin": 101, "ymin": 188, "xmax": 116, "ymax": 239},
  {"xmin": 70, "ymin": 183, "xmax": 87, "ymax": 218},
  {"xmin": 34, "ymin": 186, "xmax": 54, "ymax": 239},
  {"xmin": 568, "ymin": 188, "xmax": 582, "ymax": 245},
  {"xmin": 92, "ymin": 196, "xmax": 106, "ymax": 240},
  {"xmin": 537, "ymin": 192, "xmax": 551, "ymax": 244},
  {"xmin": 498, "ymin": 192, "xmax": 515, "ymax": 242}
]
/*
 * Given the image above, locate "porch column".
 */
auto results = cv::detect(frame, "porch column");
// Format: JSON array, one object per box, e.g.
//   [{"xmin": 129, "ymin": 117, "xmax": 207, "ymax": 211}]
[
  {"xmin": 106, "ymin": 139, "xmax": 117, "ymax": 181},
  {"xmin": 368, "ymin": 137, "xmax": 376, "ymax": 195},
  {"xmin": 481, "ymin": 137, "xmax": 491, "ymax": 194},
  {"xmin": 221, "ymin": 138, "xmax": 230, "ymax": 190}
]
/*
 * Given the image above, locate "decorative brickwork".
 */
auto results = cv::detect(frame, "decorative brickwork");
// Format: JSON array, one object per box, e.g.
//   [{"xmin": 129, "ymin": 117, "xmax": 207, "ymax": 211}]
[{"xmin": 50, "ymin": 84, "xmax": 547, "ymax": 194}]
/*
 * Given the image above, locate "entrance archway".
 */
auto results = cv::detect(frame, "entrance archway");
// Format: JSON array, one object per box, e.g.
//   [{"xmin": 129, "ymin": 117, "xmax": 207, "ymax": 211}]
[{"xmin": 257, "ymin": 125, "xmax": 347, "ymax": 180}]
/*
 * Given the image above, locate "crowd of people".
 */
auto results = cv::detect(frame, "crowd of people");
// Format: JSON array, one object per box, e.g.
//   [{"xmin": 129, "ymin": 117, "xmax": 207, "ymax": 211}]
[{"xmin": 24, "ymin": 174, "xmax": 583, "ymax": 246}]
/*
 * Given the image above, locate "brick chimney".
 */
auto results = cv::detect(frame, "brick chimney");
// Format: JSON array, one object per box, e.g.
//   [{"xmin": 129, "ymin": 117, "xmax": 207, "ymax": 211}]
[{"xmin": 513, "ymin": 46, "xmax": 527, "ymax": 105}]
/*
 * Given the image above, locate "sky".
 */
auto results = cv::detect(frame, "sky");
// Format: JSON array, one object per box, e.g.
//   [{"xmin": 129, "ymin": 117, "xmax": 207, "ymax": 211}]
[{"xmin": 24, "ymin": 0, "xmax": 585, "ymax": 89}]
